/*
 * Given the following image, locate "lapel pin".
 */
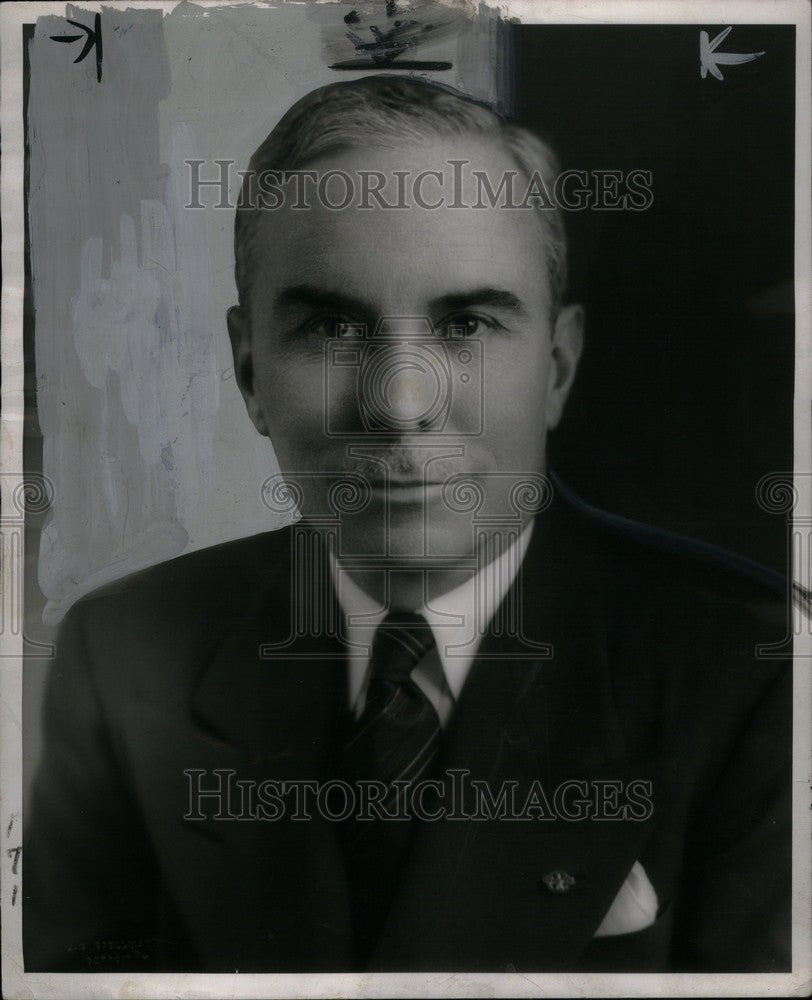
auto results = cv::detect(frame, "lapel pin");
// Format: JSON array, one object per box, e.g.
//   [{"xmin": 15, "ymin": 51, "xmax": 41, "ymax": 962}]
[{"xmin": 541, "ymin": 870, "xmax": 576, "ymax": 894}]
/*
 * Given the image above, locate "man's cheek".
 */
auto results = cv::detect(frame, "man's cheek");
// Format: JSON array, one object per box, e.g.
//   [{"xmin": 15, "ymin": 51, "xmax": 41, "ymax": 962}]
[
  {"xmin": 263, "ymin": 370, "xmax": 326, "ymax": 425},
  {"xmin": 488, "ymin": 404, "xmax": 546, "ymax": 469}
]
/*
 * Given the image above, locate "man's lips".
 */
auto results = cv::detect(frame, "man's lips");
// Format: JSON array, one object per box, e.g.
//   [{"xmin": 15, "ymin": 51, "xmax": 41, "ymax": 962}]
[
  {"xmin": 318, "ymin": 447, "xmax": 493, "ymax": 482},
  {"xmin": 377, "ymin": 477, "xmax": 445, "ymax": 486},
  {"xmin": 367, "ymin": 479, "xmax": 447, "ymax": 503}
]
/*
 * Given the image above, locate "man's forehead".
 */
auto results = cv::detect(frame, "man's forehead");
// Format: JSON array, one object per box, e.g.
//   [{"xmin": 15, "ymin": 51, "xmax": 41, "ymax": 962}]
[
  {"xmin": 256, "ymin": 217, "xmax": 546, "ymax": 315},
  {"xmin": 250, "ymin": 142, "xmax": 552, "ymax": 311}
]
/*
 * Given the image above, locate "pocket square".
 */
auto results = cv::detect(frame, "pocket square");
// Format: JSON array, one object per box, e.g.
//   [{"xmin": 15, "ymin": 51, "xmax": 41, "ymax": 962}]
[{"xmin": 594, "ymin": 861, "xmax": 658, "ymax": 937}]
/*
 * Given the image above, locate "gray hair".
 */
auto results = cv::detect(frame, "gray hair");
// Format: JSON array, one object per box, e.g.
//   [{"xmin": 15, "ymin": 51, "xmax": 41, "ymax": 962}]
[{"xmin": 234, "ymin": 76, "xmax": 567, "ymax": 318}]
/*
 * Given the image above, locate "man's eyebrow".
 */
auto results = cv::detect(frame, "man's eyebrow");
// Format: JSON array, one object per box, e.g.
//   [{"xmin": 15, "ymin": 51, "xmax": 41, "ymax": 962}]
[
  {"xmin": 273, "ymin": 284, "xmax": 374, "ymax": 317},
  {"xmin": 430, "ymin": 288, "xmax": 531, "ymax": 318}
]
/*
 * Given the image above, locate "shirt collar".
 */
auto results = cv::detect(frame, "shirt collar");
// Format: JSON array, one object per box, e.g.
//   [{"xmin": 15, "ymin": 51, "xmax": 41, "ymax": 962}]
[{"xmin": 331, "ymin": 520, "xmax": 535, "ymax": 708}]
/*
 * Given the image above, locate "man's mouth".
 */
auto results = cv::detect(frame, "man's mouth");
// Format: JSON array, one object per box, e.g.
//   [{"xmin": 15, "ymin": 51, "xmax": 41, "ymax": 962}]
[
  {"xmin": 368, "ymin": 478, "xmax": 446, "ymax": 504},
  {"xmin": 385, "ymin": 475, "xmax": 443, "ymax": 485},
  {"xmin": 315, "ymin": 445, "xmax": 496, "ymax": 505}
]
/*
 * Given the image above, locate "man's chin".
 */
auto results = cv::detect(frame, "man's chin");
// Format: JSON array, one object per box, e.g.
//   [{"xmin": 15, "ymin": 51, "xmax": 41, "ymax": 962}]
[{"xmin": 334, "ymin": 507, "xmax": 476, "ymax": 563}]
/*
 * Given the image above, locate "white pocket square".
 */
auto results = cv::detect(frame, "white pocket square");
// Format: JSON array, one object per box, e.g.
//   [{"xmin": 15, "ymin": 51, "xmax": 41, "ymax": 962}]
[{"xmin": 594, "ymin": 861, "xmax": 659, "ymax": 937}]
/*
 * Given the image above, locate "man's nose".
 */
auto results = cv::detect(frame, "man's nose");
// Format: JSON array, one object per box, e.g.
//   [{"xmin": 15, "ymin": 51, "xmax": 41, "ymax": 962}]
[{"xmin": 360, "ymin": 343, "xmax": 446, "ymax": 431}]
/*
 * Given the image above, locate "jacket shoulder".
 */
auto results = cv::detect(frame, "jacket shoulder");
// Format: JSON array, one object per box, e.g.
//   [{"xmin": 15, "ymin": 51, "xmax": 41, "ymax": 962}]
[
  {"xmin": 555, "ymin": 482, "xmax": 792, "ymax": 791},
  {"xmin": 556, "ymin": 478, "xmax": 788, "ymax": 625},
  {"xmin": 62, "ymin": 525, "xmax": 296, "ymax": 660},
  {"xmin": 75, "ymin": 526, "xmax": 292, "ymax": 607},
  {"xmin": 55, "ymin": 526, "xmax": 298, "ymax": 706}
]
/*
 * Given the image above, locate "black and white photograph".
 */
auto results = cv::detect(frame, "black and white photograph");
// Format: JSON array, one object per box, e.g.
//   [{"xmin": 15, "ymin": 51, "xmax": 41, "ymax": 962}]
[{"xmin": 1, "ymin": 1, "xmax": 810, "ymax": 996}]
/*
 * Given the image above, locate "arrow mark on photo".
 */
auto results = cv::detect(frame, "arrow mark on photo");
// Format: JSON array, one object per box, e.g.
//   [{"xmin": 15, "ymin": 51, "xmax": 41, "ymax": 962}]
[{"xmin": 700, "ymin": 26, "xmax": 764, "ymax": 81}]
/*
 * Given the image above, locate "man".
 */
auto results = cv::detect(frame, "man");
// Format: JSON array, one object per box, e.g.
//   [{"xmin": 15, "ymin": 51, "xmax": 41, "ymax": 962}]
[{"xmin": 24, "ymin": 77, "xmax": 791, "ymax": 974}]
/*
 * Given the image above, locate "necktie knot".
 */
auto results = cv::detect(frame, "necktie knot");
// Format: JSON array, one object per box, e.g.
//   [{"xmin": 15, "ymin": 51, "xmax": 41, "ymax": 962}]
[{"xmin": 368, "ymin": 610, "xmax": 436, "ymax": 686}]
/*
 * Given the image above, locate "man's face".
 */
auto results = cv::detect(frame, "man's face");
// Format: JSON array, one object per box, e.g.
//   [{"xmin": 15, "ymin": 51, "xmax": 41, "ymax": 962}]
[{"xmin": 229, "ymin": 137, "xmax": 582, "ymax": 563}]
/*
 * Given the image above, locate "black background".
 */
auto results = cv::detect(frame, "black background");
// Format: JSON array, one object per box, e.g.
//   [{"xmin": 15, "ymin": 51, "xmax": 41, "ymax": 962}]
[{"xmin": 511, "ymin": 25, "xmax": 796, "ymax": 574}]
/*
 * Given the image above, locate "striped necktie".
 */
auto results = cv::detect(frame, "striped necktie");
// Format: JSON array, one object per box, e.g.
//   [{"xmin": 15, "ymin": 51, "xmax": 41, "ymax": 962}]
[{"xmin": 341, "ymin": 610, "xmax": 442, "ymax": 961}]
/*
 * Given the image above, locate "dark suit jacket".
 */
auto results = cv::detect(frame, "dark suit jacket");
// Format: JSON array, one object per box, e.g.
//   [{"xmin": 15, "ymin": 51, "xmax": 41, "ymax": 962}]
[{"xmin": 23, "ymin": 488, "xmax": 792, "ymax": 974}]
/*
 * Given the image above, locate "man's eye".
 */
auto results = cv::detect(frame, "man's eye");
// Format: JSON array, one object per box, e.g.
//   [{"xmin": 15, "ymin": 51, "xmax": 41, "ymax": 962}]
[
  {"xmin": 301, "ymin": 315, "xmax": 361, "ymax": 338},
  {"xmin": 438, "ymin": 313, "xmax": 501, "ymax": 337}
]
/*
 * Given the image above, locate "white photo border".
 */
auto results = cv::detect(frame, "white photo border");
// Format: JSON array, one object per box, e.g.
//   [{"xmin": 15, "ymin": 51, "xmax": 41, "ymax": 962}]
[{"xmin": 2, "ymin": 1, "xmax": 809, "ymax": 996}]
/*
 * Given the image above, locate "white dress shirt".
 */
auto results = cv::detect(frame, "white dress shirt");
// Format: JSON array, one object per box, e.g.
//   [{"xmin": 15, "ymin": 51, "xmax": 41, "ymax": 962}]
[{"xmin": 330, "ymin": 522, "xmax": 534, "ymax": 727}]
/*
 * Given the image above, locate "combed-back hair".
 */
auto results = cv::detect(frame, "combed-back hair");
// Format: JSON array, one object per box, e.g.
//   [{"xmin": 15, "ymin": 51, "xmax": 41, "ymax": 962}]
[{"xmin": 234, "ymin": 76, "xmax": 567, "ymax": 317}]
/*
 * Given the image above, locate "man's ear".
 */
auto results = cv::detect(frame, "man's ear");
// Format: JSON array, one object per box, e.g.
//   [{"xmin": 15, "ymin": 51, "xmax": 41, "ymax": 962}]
[
  {"xmin": 227, "ymin": 305, "xmax": 270, "ymax": 437},
  {"xmin": 545, "ymin": 303, "xmax": 584, "ymax": 430}
]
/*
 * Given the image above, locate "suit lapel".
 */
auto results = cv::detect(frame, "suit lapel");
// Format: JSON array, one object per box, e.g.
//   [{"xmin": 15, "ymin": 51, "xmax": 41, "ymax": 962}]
[
  {"xmin": 372, "ymin": 499, "xmax": 660, "ymax": 970},
  {"xmin": 122, "ymin": 525, "xmax": 354, "ymax": 971},
  {"xmin": 122, "ymin": 503, "xmax": 662, "ymax": 971}
]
